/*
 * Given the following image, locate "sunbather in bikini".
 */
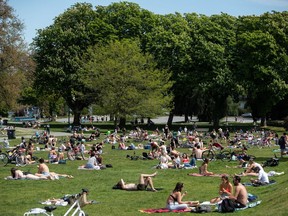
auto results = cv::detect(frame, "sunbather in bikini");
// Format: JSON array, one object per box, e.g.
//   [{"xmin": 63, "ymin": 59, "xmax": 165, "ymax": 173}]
[
  {"xmin": 166, "ymin": 182, "xmax": 199, "ymax": 211},
  {"xmin": 188, "ymin": 158, "xmax": 226, "ymax": 177},
  {"xmin": 115, "ymin": 172, "xmax": 157, "ymax": 191}
]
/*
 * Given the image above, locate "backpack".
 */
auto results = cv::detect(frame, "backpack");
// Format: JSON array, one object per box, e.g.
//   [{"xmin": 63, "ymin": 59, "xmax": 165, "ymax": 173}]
[
  {"xmin": 219, "ymin": 198, "xmax": 235, "ymax": 213},
  {"xmin": 263, "ymin": 158, "xmax": 279, "ymax": 167}
]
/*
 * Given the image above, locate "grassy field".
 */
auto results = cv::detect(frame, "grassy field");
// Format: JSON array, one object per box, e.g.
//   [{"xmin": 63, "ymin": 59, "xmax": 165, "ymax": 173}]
[{"xmin": 0, "ymin": 125, "xmax": 288, "ymax": 216}]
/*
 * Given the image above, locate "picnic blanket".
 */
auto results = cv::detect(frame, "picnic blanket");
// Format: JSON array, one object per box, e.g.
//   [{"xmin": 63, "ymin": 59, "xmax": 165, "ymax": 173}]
[
  {"xmin": 139, "ymin": 208, "xmax": 192, "ymax": 213},
  {"xmin": 235, "ymin": 200, "xmax": 262, "ymax": 211},
  {"xmin": 187, "ymin": 173, "xmax": 229, "ymax": 177},
  {"xmin": 112, "ymin": 185, "xmax": 164, "ymax": 191},
  {"xmin": 78, "ymin": 166, "xmax": 100, "ymax": 170},
  {"xmin": 243, "ymin": 179, "xmax": 276, "ymax": 187}
]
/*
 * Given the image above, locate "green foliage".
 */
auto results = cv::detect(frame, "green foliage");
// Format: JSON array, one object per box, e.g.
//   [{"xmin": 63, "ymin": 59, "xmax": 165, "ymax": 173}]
[
  {"xmin": 84, "ymin": 39, "xmax": 173, "ymax": 121},
  {"xmin": 0, "ymin": 0, "xmax": 33, "ymax": 111},
  {"xmin": 235, "ymin": 13, "xmax": 288, "ymax": 122}
]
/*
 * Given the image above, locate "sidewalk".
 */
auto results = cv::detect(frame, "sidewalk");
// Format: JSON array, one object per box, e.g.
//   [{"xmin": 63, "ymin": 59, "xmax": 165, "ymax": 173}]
[{"xmin": 0, "ymin": 127, "xmax": 71, "ymax": 143}]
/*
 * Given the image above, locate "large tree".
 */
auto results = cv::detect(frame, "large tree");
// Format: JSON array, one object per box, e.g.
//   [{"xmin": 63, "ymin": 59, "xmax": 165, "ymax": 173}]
[
  {"xmin": 180, "ymin": 13, "xmax": 238, "ymax": 127},
  {"xmin": 84, "ymin": 39, "xmax": 173, "ymax": 127},
  {"xmin": 235, "ymin": 12, "xmax": 288, "ymax": 126},
  {"xmin": 32, "ymin": 3, "xmax": 116, "ymax": 125},
  {"xmin": 0, "ymin": 0, "xmax": 33, "ymax": 115}
]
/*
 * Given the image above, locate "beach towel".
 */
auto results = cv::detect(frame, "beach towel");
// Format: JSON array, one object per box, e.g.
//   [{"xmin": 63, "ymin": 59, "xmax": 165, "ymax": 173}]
[
  {"xmin": 188, "ymin": 173, "xmax": 229, "ymax": 177},
  {"xmin": 235, "ymin": 200, "xmax": 262, "ymax": 211},
  {"xmin": 139, "ymin": 208, "xmax": 191, "ymax": 213},
  {"xmin": 78, "ymin": 166, "xmax": 100, "ymax": 170},
  {"xmin": 112, "ymin": 185, "xmax": 163, "ymax": 191},
  {"xmin": 243, "ymin": 179, "xmax": 276, "ymax": 187}
]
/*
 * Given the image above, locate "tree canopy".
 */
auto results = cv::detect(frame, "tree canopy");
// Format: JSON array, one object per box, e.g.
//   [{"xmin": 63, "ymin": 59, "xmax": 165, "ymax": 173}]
[
  {"xmin": 0, "ymin": 0, "xmax": 34, "ymax": 115},
  {"xmin": 4, "ymin": 1, "xmax": 288, "ymax": 127}
]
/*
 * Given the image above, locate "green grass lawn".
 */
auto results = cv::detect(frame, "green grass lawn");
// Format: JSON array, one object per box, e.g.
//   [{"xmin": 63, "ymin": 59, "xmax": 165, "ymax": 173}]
[{"xmin": 0, "ymin": 127, "xmax": 288, "ymax": 216}]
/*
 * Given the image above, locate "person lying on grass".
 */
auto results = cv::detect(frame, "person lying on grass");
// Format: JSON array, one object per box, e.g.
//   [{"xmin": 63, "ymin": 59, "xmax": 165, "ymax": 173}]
[
  {"xmin": 166, "ymin": 182, "xmax": 199, "ymax": 211},
  {"xmin": 115, "ymin": 172, "xmax": 158, "ymax": 191},
  {"xmin": 35, "ymin": 158, "xmax": 74, "ymax": 180},
  {"xmin": 10, "ymin": 167, "xmax": 50, "ymax": 180}
]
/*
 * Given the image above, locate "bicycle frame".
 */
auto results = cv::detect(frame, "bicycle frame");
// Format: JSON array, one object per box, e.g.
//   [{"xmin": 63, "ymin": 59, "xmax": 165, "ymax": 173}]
[{"xmin": 63, "ymin": 199, "xmax": 85, "ymax": 216}]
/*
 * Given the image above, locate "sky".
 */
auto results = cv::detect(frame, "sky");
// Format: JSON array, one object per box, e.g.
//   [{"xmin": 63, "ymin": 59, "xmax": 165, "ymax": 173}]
[{"xmin": 8, "ymin": 0, "xmax": 288, "ymax": 45}]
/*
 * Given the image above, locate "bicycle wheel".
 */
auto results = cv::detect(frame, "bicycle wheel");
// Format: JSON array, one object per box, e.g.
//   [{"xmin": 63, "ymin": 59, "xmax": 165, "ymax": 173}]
[
  {"xmin": 220, "ymin": 150, "xmax": 232, "ymax": 161},
  {"xmin": 78, "ymin": 210, "xmax": 86, "ymax": 216},
  {"xmin": 0, "ymin": 153, "xmax": 9, "ymax": 166},
  {"xmin": 16, "ymin": 155, "xmax": 27, "ymax": 167},
  {"xmin": 67, "ymin": 150, "xmax": 76, "ymax": 160},
  {"xmin": 202, "ymin": 150, "xmax": 215, "ymax": 161}
]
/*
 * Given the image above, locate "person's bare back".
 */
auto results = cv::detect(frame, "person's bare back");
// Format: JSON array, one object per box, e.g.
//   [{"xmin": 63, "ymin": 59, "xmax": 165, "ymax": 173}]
[{"xmin": 234, "ymin": 183, "xmax": 247, "ymax": 206}]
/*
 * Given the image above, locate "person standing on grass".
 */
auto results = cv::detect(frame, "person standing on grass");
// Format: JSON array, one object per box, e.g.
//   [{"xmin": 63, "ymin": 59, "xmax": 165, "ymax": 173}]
[{"xmin": 278, "ymin": 132, "xmax": 287, "ymax": 157}]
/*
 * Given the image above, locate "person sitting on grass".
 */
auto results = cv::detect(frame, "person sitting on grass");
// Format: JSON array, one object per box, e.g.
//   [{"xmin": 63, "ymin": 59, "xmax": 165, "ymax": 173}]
[
  {"xmin": 210, "ymin": 175, "xmax": 233, "ymax": 203},
  {"xmin": 188, "ymin": 158, "xmax": 227, "ymax": 177},
  {"xmin": 188, "ymin": 158, "xmax": 214, "ymax": 176},
  {"xmin": 237, "ymin": 159, "xmax": 264, "ymax": 177},
  {"xmin": 80, "ymin": 152, "xmax": 100, "ymax": 170},
  {"xmin": 225, "ymin": 175, "xmax": 248, "ymax": 209},
  {"xmin": 115, "ymin": 172, "xmax": 158, "ymax": 191},
  {"xmin": 166, "ymin": 182, "xmax": 199, "ymax": 211},
  {"xmin": 35, "ymin": 158, "xmax": 74, "ymax": 179},
  {"xmin": 250, "ymin": 166, "xmax": 269, "ymax": 186}
]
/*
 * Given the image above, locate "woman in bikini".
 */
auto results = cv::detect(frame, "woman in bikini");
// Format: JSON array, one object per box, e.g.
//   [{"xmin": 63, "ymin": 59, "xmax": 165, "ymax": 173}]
[
  {"xmin": 210, "ymin": 175, "xmax": 233, "ymax": 203},
  {"xmin": 188, "ymin": 158, "xmax": 214, "ymax": 176},
  {"xmin": 166, "ymin": 182, "xmax": 199, "ymax": 211},
  {"xmin": 10, "ymin": 168, "xmax": 50, "ymax": 180},
  {"xmin": 188, "ymin": 158, "xmax": 228, "ymax": 177}
]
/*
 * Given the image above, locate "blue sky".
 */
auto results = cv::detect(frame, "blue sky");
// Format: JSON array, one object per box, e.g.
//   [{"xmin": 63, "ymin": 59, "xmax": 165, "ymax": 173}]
[{"xmin": 8, "ymin": 0, "xmax": 288, "ymax": 44}]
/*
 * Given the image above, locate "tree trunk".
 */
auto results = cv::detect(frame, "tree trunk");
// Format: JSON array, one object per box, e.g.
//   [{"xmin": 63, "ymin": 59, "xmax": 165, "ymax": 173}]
[
  {"xmin": 167, "ymin": 111, "xmax": 174, "ymax": 127},
  {"xmin": 260, "ymin": 116, "xmax": 266, "ymax": 127},
  {"xmin": 185, "ymin": 113, "xmax": 189, "ymax": 122},
  {"xmin": 73, "ymin": 111, "xmax": 81, "ymax": 125},
  {"xmin": 119, "ymin": 117, "xmax": 126, "ymax": 129},
  {"xmin": 212, "ymin": 116, "xmax": 220, "ymax": 128}
]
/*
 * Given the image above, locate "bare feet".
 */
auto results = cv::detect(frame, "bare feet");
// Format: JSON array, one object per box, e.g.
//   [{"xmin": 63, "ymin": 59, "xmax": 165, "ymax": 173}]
[{"xmin": 152, "ymin": 172, "xmax": 157, "ymax": 177}]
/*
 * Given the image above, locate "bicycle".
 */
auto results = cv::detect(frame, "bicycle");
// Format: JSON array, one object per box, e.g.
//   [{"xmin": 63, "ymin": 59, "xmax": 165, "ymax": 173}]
[
  {"xmin": 0, "ymin": 146, "xmax": 27, "ymax": 167},
  {"xmin": 201, "ymin": 144, "xmax": 231, "ymax": 161},
  {"xmin": 23, "ymin": 206, "xmax": 57, "ymax": 216},
  {"xmin": 23, "ymin": 193, "xmax": 86, "ymax": 216}
]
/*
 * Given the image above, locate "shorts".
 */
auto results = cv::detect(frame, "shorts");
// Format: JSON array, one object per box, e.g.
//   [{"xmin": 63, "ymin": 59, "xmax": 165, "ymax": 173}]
[
  {"xmin": 42, "ymin": 172, "xmax": 50, "ymax": 176},
  {"xmin": 233, "ymin": 200, "xmax": 246, "ymax": 208},
  {"xmin": 137, "ymin": 184, "xmax": 147, "ymax": 191}
]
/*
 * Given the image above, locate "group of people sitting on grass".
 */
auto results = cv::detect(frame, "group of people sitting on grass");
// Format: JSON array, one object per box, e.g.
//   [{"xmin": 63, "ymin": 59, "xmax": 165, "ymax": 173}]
[{"xmin": 113, "ymin": 172, "xmax": 248, "ymax": 212}]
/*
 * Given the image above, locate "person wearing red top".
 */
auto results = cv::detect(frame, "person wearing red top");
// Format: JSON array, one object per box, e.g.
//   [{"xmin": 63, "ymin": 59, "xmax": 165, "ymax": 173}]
[{"xmin": 210, "ymin": 175, "xmax": 233, "ymax": 203}]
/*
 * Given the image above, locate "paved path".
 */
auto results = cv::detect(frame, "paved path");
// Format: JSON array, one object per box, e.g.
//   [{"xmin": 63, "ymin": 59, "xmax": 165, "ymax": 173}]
[{"xmin": 0, "ymin": 127, "xmax": 71, "ymax": 143}]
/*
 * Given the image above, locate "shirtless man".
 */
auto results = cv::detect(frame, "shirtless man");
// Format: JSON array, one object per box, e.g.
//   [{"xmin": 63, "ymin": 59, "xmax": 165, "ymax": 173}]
[
  {"xmin": 37, "ymin": 158, "xmax": 50, "ymax": 176},
  {"xmin": 228, "ymin": 176, "xmax": 248, "ymax": 208},
  {"xmin": 116, "ymin": 172, "xmax": 157, "ymax": 191},
  {"xmin": 36, "ymin": 158, "xmax": 73, "ymax": 179}
]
